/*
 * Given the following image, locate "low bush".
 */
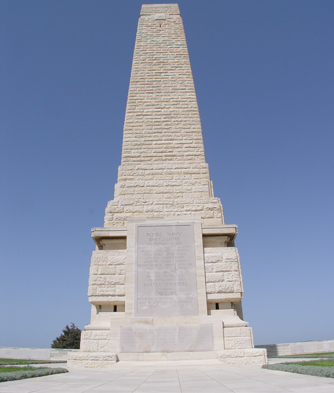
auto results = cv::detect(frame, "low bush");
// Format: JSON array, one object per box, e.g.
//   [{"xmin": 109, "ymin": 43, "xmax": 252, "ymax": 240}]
[
  {"xmin": 0, "ymin": 367, "xmax": 68, "ymax": 382},
  {"xmin": 263, "ymin": 362, "xmax": 334, "ymax": 378},
  {"xmin": 0, "ymin": 367, "xmax": 36, "ymax": 373}
]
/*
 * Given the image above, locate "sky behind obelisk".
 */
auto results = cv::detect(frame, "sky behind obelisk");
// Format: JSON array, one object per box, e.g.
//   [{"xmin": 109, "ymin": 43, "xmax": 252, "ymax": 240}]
[{"xmin": 1, "ymin": 0, "xmax": 333, "ymax": 348}]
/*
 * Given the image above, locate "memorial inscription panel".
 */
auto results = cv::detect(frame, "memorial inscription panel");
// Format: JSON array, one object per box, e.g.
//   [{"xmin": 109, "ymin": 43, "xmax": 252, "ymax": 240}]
[
  {"xmin": 135, "ymin": 224, "xmax": 198, "ymax": 317},
  {"xmin": 120, "ymin": 325, "xmax": 214, "ymax": 353}
]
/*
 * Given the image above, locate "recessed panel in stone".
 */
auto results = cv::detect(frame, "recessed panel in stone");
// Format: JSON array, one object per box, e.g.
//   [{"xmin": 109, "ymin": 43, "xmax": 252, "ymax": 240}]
[
  {"xmin": 135, "ymin": 224, "xmax": 198, "ymax": 317},
  {"xmin": 120, "ymin": 325, "xmax": 214, "ymax": 353}
]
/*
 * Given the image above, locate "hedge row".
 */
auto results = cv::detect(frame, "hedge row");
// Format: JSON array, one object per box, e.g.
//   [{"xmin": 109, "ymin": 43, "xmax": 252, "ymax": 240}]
[
  {"xmin": 262, "ymin": 363, "xmax": 334, "ymax": 378},
  {"xmin": 0, "ymin": 367, "xmax": 68, "ymax": 382}
]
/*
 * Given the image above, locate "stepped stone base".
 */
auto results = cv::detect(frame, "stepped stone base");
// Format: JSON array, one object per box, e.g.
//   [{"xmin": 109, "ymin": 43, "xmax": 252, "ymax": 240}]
[
  {"xmin": 67, "ymin": 348, "xmax": 266, "ymax": 368},
  {"xmin": 67, "ymin": 314, "xmax": 267, "ymax": 368}
]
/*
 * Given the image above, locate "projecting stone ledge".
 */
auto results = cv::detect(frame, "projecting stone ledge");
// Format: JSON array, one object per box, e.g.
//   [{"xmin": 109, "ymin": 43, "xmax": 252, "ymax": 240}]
[
  {"xmin": 90, "ymin": 224, "xmax": 238, "ymax": 248},
  {"xmin": 67, "ymin": 349, "xmax": 267, "ymax": 368}
]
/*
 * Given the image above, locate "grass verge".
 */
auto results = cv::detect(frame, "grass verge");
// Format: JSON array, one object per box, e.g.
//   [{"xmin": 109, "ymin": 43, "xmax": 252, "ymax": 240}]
[
  {"xmin": 0, "ymin": 358, "xmax": 66, "ymax": 365},
  {"xmin": 263, "ymin": 362, "xmax": 334, "ymax": 378},
  {"xmin": 294, "ymin": 360, "xmax": 334, "ymax": 367},
  {"xmin": 0, "ymin": 367, "xmax": 68, "ymax": 382},
  {"xmin": 270, "ymin": 352, "xmax": 334, "ymax": 359}
]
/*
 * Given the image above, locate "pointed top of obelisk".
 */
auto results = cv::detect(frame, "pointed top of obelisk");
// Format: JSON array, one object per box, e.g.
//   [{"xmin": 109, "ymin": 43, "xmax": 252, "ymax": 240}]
[
  {"xmin": 104, "ymin": 2, "xmax": 225, "ymax": 228},
  {"xmin": 140, "ymin": 4, "xmax": 180, "ymax": 16}
]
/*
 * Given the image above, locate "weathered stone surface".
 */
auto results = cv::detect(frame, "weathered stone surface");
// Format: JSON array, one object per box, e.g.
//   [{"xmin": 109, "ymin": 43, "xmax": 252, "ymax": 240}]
[
  {"xmin": 120, "ymin": 325, "xmax": 214, "ymax": 353},
  {"xmin": 135, "ymin": 224, "xmax": 198, "ymax": 317},
  {"xmin": 217, "ymin": 348, "xmax": 267, "ymax": 365},
  {"xmin": 68, "ymin": 352, "xmax": 118, "ymax": 368}
]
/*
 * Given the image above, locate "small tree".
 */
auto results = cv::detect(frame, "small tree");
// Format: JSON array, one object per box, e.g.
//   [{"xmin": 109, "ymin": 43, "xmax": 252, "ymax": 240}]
[{"xmin": 51, "ymin": 323, "xmax": 81, "ymax": 349}]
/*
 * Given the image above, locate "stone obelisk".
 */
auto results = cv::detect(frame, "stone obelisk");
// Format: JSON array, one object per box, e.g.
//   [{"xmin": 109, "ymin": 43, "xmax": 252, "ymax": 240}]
[{"xmin": 68, "ymin": 4, "xmax": 267, "ymax": 368}]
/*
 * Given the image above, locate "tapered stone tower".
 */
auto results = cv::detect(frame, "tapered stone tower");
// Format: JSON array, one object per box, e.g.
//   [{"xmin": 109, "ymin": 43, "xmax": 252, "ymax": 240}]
[{"xmin": 68, "ymin": 4, "xmax": 267, "ymax": 368}]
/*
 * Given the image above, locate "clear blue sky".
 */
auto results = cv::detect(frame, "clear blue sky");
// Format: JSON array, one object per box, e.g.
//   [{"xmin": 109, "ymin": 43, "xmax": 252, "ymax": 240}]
[{"xmin": 1, "ymin": 0, "xmax": 333, "ymax": 348}]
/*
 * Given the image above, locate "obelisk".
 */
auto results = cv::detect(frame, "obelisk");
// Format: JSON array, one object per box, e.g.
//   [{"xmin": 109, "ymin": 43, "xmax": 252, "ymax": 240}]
[{"xmin": 68, "ymin": 4, "xmax": 267, "ymax": 368}]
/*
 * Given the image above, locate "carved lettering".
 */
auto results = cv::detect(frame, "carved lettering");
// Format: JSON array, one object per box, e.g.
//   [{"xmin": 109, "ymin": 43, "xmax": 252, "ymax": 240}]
[{"xmin": 135, "ymin": 224, "xmax": 198, "ymax": 317}]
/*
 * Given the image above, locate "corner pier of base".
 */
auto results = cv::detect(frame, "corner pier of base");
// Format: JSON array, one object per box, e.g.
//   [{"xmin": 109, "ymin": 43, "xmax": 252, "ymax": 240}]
[{"xmin": 67, "ymin": 4, "xmax": 267, "ymax": 368}]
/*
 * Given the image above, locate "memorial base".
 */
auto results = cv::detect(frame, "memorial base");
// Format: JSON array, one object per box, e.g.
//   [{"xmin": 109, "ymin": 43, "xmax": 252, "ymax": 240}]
[
  {"xmin": 118, "ymin": 351, "xmax": 217, "ymax": 361},
  {"xmin": 67, "ymin": 314, "xmax": 267, "ymax": 368}
]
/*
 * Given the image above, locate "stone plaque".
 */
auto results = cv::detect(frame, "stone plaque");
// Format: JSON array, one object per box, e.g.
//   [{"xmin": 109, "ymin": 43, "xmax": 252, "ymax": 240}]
[
  {"xmin": 135, "ymin": 224, "xmax": 198, "ymax": 317},
  {"xmin": 120, "ymin": 325, "xmax": 214, "ymax": 353}
]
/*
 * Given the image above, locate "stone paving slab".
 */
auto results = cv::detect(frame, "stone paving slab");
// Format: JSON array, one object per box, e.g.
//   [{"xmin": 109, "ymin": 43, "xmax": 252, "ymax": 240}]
[{"xmin": 0, "ymin": 360, "xmax": 333, "ymax": 392}]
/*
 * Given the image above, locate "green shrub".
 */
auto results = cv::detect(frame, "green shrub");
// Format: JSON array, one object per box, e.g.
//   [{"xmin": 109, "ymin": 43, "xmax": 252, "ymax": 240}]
[
  {"xmin": 0, "ymin": 367, "xmax": 68, "ymax": 382},
  {"xmin": 51, "ymin": 323, "xmax": 81, "ymax": 349}
]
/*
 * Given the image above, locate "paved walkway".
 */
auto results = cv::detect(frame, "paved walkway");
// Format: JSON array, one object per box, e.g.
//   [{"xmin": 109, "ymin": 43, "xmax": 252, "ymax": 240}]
[{"xmin": 0, "ymin": 360, "xmax": 333, "ymax": 392}]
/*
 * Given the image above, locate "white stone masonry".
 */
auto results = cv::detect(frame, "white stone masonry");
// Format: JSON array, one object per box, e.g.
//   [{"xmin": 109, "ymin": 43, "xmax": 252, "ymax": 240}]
[
  {"xmin": 104, "ymin": 4, "xmax": 223, "ymax": 228},
  {"xmin": 68, "ymin": 4, "xmax": 267, "ymax": 368}
]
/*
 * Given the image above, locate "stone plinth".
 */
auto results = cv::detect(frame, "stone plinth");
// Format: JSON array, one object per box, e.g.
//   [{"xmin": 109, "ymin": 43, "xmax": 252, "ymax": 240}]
[{"xmin": 68, "ymin": 3, "xmax": 266, "ymax": 368}]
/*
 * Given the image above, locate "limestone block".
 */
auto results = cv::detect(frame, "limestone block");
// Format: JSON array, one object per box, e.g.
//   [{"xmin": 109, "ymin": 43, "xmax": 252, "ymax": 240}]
[
  {"xmin": 217, "ymin": 348, "xmax": 267, "ymax": 365},
  {"xmin": 67, "ymin": 352, "xmax": 117, "ymax": 368},
  {"xmin": 215, "ymin": 283, "xmax": 234, "ymax": 293},
  {"xmin": 99, "ymin": 340, "xmax": 111, "ymax": 353},
  {"xmin": 214, "ymin": 263, "xmax": 234, "ymax": 272},
  {"xmin": 95, "ymin": 286, "xmax": 116, "ymax": 296},
  {"xmin": 107, "ymin": 254, "xmax": 126, "ymax": 265},
  {"xmin": 116, "ymin": 285, "xmax": 125, "ymax": 296},
  {"xmin": 206, "ymin": 283, "xmax": 215, "ymax": 294},
  {"xmin": 224, "ymin": 272, "xmax": 240, "ymax": 282},
  {"xmin": 87, "ymin": 286, "xmax": 97, "ymax": 296},
  {"xmin": 81, "ymin": 331, "xmax": 93, "ymax": 340},
  {"xmin": 90, "ymin": 275, "xmax": 125, "ymax": 286},
  {"xmin": 69, "ymin": 360, "xmax": 85, "ymax": 368},
  {"xmin": 90, "ymin": 266, "xmax": 99, "ymax": 275},
  {"xmin": 234, "ymin": 282, "xmax": 243, "ymax": 292},
  {"xmin": 81, "ymin": 340, "xmax": 99, "ymax": 352},
  {"xmin": 90, "ymin": 332, "xmax": 109, "ymax": 340},
  {"xmin": 205, "ymin": 273, "xmax": 225, "ymax": 283},
  {"xmin": 204, "ymin": 254, "xmax": 221, "ymax": 264},
  {"xmin": 223, "ymin": 327, "xmax": 252, "ymax": 337},
  {"xmin": 116, "ymin": 266, "xmax": 126, "ymax": 275},
  {"xmin": 204, "ymin": 263, "xmax": 215, "ymax": 273},
  {"xmin": 245, "ymin": 348, "xmax": 268, "ymax": 357},
  {"xmin": 91, "ymin": 253, "xmax": 108, "ymax": 266},
  {"xmin": 98, "ymin": 266, "xmax": 117, "ymax": 275},
  {"xmin": 235, "ymin": 337, "xmax": 253, "ymax": 349}
]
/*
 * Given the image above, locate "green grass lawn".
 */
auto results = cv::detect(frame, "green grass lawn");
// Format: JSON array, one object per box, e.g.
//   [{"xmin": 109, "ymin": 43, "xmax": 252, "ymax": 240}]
[
  {"xmin": 0, "ymin": 358, "xmax": 66, "ymax": 365},
  {"xmin": 273, "ymin": 352, "xmax": 334, "ymax": 359},
  {"xmin": 294, "ymin": 360, "xmax": 334, "ymax": 367}
]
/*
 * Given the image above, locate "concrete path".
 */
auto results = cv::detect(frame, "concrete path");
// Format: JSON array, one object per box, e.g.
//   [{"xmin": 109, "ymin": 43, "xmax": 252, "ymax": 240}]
[{"xmin": 0, "ymin": 360, "xmax": 333, "ymax": 392}]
